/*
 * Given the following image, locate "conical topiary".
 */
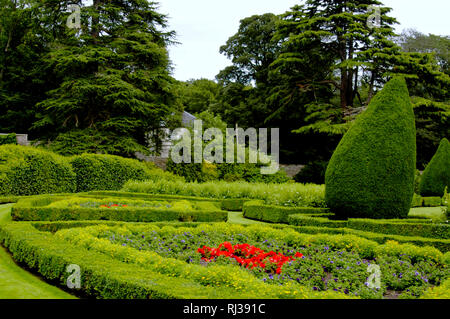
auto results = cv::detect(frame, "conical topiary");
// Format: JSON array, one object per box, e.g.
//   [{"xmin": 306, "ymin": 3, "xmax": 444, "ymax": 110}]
[
  {"xmin": 419, "ymin": 138, "xmax": 450, "ymax": 197},
  {"xmin": 325, "ymin": 77, "xmax": 416, "ymax": 219}
]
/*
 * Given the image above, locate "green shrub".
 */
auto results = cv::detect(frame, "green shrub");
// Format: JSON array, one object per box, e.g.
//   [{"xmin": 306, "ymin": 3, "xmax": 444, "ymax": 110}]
[
  {"xmin": 420, "ymin": 138, "xmax": 450, "ymax": 197},
  {"xmin": 0, "ymin": 222, "xmax": 349, "ymax": 299},
  {"xmin": 411, "ymin": 194, "xmax": 423, "ymax": 207},
  {"xmin": 243, "ymin": 201, "xmax": 330, "ymax": 223},
  {"xmin": 167, "ymin": 158, "xmax": 291, "ymax": 184},
  {"xmin": 11, "ymin": 196, "xmax": 227, "ymax": 223},
  {"xmin": 281, "ymin": 224, "xmax": 450, "ymax": 252},
  {"xmin": 414, "ymin": 169, "xmax": 422, "ymax": 194},
  {"xmin": 0, "ymin": 133, "xmax": 17, "ymax": 145},
  {"xmin": 287, "ymin": 214, "xmax": 450, "ymax": 239},
  {"xmin": 0, "ymin": 145, "xmax": 76, "ymax": 196},
  {"xmin": 294, "ymin": 161, "xmax": 328, "ymax": 184},
  {"xmin": 423, "ymin": 197, "xmax": 444, "ymax": 207},
  {"xmin": 221, "ymin": 198, "xmax": 251, "ymax": 211},
  {"xmin": 122, "ymin": 179, "xmax": 326, "ymax": 207},
  {"xmin": 325, "ymin": 77, "xmax": 416, "ymax": 219},
  {"xmin": 70, "ymin": 153, "xmax": 182, "ymax": 192}
]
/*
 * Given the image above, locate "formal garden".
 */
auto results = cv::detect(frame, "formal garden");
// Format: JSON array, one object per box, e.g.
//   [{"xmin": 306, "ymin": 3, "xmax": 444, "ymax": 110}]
[
  {"xmin": 0, "ymin": 0, "xmax": 449, "ymax": 303},
  {"xmin": 0, "ymin": 76, "xmax": 448, "ymax": 300}
]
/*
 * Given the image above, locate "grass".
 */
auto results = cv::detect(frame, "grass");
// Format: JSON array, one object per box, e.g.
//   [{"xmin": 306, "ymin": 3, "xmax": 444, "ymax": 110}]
[
  {"xmin": 0, "ymin": 204, "xmax": 76, "ymax": 299},
  {"xmin": 409, "ymin": 207, "xmax": 448, "ymax": 222},
  {"xmin": 227, "ymin": 211, "xmax": 268, "ymax": 225}
]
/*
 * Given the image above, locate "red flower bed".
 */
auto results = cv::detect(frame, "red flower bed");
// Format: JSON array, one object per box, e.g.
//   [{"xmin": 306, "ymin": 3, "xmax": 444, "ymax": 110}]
[{"xmin": 197, "ymin": 242, "xmax": 304, "ymax": 274}]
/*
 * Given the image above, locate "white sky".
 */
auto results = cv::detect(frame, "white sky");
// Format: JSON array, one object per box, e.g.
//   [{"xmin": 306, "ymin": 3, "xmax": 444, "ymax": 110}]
[{"xmin": 158, "ymin": 0, "xmax": 450, "ymax": 81}]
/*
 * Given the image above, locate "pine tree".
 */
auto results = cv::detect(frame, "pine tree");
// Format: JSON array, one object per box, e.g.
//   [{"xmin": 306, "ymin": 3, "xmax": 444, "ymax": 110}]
[{"xmin": 32, "ymin": 0, "xmax": 180, "ymax": 156}]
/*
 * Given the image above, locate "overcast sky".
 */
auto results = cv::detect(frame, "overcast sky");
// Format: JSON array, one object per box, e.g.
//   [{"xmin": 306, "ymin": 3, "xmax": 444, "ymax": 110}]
[{"xmin": 157, "ymin": 0, "xmax": 449, "ymax": 81}]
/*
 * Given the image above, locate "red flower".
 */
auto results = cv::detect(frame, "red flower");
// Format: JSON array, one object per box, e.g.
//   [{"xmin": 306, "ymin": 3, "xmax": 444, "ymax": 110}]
[{"xmin": 196, "ymin": 242, "xmax": 304, "ymax": 275}]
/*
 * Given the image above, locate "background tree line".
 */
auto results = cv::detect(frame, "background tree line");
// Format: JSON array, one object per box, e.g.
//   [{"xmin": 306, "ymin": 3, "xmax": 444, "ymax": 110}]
[{"xmin": 0, "ymin": 0, "xmax": 448, "ymax": 182}]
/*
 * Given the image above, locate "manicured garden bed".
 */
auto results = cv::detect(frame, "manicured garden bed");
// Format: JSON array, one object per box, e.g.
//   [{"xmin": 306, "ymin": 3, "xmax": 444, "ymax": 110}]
[
  {"xmin": 11, "ymin": 195, "xmax": 227, "ymax": 223},
  {"xmin": 0, "ymin": 219, "xmax": 448, "ymax": 299}
]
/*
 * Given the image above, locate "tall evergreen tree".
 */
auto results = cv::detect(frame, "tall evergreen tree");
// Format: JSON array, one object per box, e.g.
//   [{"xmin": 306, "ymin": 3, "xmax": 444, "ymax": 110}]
[
  {"xmin": 0, "ymin": 0, "xmax": 49, "ymax": 134},
  {"xmin": 32, "ymin": 0, "xmax": 180, "ymax": 156}
]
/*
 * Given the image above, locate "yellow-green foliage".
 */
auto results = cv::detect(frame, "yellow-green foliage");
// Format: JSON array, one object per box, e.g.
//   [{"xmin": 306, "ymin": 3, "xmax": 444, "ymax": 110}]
[
  {"xmin": 0, "ymin": 145, "xmax": 76, "ymax": 196},
  {"xmin": 0, "ymin": 222, "xmax": 350, "ymax": 299},
  {"xmin": 122, "ymin": 179, "xmax": 326, "ymax": 207}
]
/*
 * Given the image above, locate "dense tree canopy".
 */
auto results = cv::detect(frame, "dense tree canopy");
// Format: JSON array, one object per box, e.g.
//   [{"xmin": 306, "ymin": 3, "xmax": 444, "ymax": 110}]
[{"xmin": 0, "ymin": 0, "xmax": 448, "ymax": 168}]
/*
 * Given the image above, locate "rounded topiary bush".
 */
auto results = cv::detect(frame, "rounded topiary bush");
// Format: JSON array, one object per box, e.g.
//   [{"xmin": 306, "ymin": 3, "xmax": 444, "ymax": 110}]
[
  {"xmin": 325, "ymin": 77, "xmax": 416, "ymax": 219},
  {"xmin": 70, "ymin": 153, "xmax": 153, "ymax": 192},
  {"xmin": 419, "ymin": 138, "xmax": 450, "ymax": 197},
  {"xmin": 0, "ymin": 145, "xmax": 76, "ymax": 196}
]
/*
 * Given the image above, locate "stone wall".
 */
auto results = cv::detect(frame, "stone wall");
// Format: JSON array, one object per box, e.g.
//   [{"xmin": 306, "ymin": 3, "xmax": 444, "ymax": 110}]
[{"xmin": 0, "ymin": 133, "xmax": 29, "ymax": 146}]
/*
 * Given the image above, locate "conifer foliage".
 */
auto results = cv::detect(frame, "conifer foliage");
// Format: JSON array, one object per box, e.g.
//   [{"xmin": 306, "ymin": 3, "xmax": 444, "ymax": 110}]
[
  {"xmin": 325, "ymin": 77, "xmax": 416, "ymax": 219},
  {"xmin": 32, "ymin": 0, "xmax": 179, "ymax": 156},
  {"xmin": 419, "ymin": 138, "xmax": 450, "ymax": 197}
]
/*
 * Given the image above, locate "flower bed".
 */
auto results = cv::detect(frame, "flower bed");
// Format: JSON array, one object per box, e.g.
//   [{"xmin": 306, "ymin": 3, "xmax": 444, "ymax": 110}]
[
  {"xmin": 10, "ymin": 196, "xmax": 227, "ymax": 223},
  {"xmin": 54, "ymin": 223, "xmax": 450, "ymax": 299}
]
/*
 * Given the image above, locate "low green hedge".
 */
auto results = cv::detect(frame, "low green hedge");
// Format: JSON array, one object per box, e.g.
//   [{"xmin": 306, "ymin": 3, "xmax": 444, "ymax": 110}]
[
  {"xmin": 423, "ymin": 197, "xmax": 444, "ymax": 207},
  {"xmin": 288, "ymin": 214, "xmax": 450, "ymax": 239},
  {"xmin": 11, "ymin": 196, "xmax": 227, "ymax": 223},
  {"xmin": 84, "ymin": 191, "xmax": 222, "ymax": 204},
  {"xmin": 0, "ymin": 222, "xmax": 348, "ymax": 299},
  {"xmin": 411, "ymin": 194, "xmax": 446, "ymax": 208},
  {"xmin": 243, "ymin": 200, "xmax": 330, "ymax": 223},
  {"xmin": 411, "ymin": 194, "xmax": 423, "ymax": 207},
  {"xmin": 273, "ymin": 224, "xmax": 450, "ymax": 252},
  {"xmin": 221, "ymin": 198, "xmax": 252, "ymax": 211},
  {"xmin": 26, "ymin": 219, "xmax": 450, "ymax": 253},
  {"xmin": 69, "ymin": 154, "xmax": 182, "ymax": 192},
  {"xmin": 0, "ymin": 145, "xmax": 76, "ymax": 196}
]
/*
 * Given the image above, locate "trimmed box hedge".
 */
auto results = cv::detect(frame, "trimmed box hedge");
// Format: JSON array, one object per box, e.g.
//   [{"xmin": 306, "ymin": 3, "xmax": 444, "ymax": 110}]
[
  {"xmin": 11, "ymin": 196, "xmax": 228, "ymax": 223},
  {"xmin": 423, "ymin": 197, "xmax": 444, "ymax": 207},
  {"xmin": 288, "ymin": 214, "xmax": 450, "ymax": 239},
  {"xmin": 70, "ymin": 154, "xmax": 155, "ymax": 192},
  {"xmin": 0, "ymin": 222, "xmax": 349, "ymax": 299},
  {"xmin": 243, "ymin": 200, "xmax": 330, "ymax": 223},
  {"xmin": 0, "ymin": 145, "xmax": 76, "ymax": 196},
  {"xmin": 274, "ymin": 224, "xmax": 450, "ymax": 252},
  {"xmin": 25, "ymin": 219, "xmax": 450, "ymax": 253}
]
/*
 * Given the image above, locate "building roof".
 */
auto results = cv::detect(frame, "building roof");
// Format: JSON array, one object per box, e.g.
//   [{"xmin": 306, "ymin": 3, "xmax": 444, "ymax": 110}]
[{"xmin": 181, "ymin": 111, "xmax": 197, "ymax": 126}]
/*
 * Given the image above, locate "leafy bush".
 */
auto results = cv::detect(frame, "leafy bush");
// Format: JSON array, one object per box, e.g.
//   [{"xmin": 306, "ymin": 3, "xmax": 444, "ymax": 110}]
[
  {"xmin": 287, "ymin": 214, "xmax": 450, "ymax": 240},
  {"xmin": 167, "ymin": 158, "xmax": 291, "ymax": 184},
  {"xmin": 325, "ymin": 77, "xmax": 416, "ymax": 219},
  {"xmin": 122, "ymin": 179, "xmax": 326, "ymax": 207},
  {"xmin": 411, "ymin": 194, "xmax": 423, "ymax": 207},
  {"xmin": 243, "ymin": 200, "xmax": 330, "ymax": 223},
  {"xmin": 423, "ymin": 197, "xmax": 444, "ymax": 207},
  {"xmin": 0, "ymin": 133, "xmax": 17, "ymax": 145},
  {"xmin": 11, "ymin": 196, "xmax": 227, "ymax": 223},
  {"xmin": 419, "ymin": 138, "xmax": 450, "ymax": 197},
  {"xmin": 283, "ymin": 224, "xmax": 450, "ymax": 252},
  {"xmin": 0, "ymin": 145, "xmax": 76, "ymax": 196},
  {"xmin": 294, "ymin": 161, "xmax": 328, "ymax": 184},
  {"xmin": 0, "ymin": 222, "xmax": 349, "ymax": 299},
  {"xmin": 69, "ymin": 153, "xmax": 182, "ymax": 192}
]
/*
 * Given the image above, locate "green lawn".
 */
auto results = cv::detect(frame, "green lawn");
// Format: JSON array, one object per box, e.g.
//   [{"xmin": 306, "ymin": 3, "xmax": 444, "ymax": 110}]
[
  {"xmin": 227, "ymin": 211, "xmax": 268, "ymax": 225},
  {"xmin": 0, "ymin": 204, "xmax": 76, "ymax": 299}
]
